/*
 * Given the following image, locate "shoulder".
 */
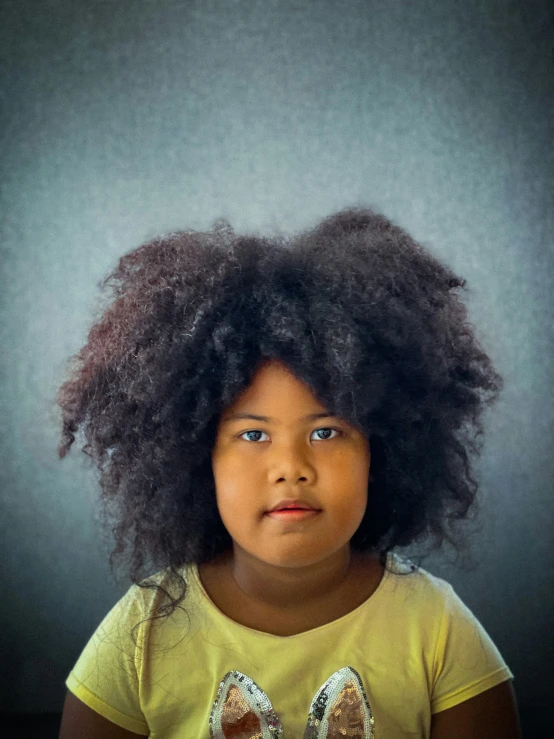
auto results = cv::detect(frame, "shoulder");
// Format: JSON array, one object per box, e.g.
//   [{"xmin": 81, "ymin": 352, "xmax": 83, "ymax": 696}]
[
  {"xmin": 104, "ymin": 563, "xmax": 199, "ymax": 637},
  {"xmin": 375, "ymin": 552, "xmax": 483, "ymax": 641},
  {"xmin": 381, "ymin": 552, "xmax": 455, "ymax": 605},
  {"xmin": 382, "ymin": 553, "xmax": 500, "ymax": 638},
  {"xmin": 136, "ymin": 562, "xmax": 196, "ymax": 603}
]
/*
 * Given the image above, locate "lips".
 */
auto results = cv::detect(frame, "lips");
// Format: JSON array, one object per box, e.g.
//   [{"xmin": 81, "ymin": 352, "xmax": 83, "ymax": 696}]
[
  {"xmin": 266, "ymin": 508, "xmax": 321, "ymax": 523},
  {"xmin": 267, "ymin": 498, "xmax": 319, "ymax": 513}
]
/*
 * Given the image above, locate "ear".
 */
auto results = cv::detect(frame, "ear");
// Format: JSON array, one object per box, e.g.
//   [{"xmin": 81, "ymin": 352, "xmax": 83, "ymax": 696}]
[
  {"xmin": 209, "ymin": 667, "xmax": 375, "ymax": 739},
  {"xmin": 304, "ymin": 666, "xmax": 375, "ymax": 739},
  {"xmin": 209, "ymin": 670, "xmax": 284, "ymax": 738}
]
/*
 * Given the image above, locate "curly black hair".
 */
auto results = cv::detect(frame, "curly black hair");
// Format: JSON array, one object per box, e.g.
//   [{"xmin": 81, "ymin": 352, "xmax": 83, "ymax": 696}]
[{"xmin": 55, "ymin": 206, "xmax": 503, "ymax": 631}]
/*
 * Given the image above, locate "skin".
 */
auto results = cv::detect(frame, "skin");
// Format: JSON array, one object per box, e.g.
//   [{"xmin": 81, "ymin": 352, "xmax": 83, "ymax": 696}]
[
  {"xmin": 58, "ymin": 357, "xmax": 522, "ymax": 737},
  {"xmin": 59, "ymin": 691, "xmax": 148, "ymax": 738},
  {"xmin": 210, "ymin": 357, "xmax": 375, "ymax": 612}
]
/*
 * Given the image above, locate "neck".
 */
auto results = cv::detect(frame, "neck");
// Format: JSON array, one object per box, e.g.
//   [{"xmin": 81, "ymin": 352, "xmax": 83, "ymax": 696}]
[{"xmin": 229, "ymin": 544, "xmax": 359, "ymax": 611}]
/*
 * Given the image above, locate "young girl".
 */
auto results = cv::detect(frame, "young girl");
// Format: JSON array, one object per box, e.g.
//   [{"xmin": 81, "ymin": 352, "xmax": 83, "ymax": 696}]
[{"xmin": 57, "ymin": 207, "xmax": 521, "ymax": 738}]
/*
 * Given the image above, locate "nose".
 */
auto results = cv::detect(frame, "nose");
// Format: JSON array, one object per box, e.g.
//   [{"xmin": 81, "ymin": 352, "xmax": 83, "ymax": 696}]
[{"xmin": 268, "ymin": 442, "xmax": 316, "ymax": 484}]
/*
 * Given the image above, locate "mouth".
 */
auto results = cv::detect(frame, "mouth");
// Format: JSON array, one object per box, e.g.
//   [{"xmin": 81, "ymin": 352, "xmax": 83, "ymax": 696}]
[{"xmin": 265, "ymin": 508, "xmax": 321, "ymax": 520}]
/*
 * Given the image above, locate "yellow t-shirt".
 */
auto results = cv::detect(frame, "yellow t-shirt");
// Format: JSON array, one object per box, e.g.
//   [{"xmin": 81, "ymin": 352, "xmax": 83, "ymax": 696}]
[{"xmin": 65, "ymin": 552, "xmax": 514, "ymax": 738}]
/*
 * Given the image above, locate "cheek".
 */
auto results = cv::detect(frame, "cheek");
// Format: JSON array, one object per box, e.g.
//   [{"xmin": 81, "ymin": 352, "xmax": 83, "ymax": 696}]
[
  {"xmin": 332, "ymin": 462, "xmax": 369, "ymax": 518},
  {"xmin": 212, "ymin": 456, "xmax": 256, "ymax": 510},
  {"xmin": 212, "ymin": 444, "xmax": 266, "ymax": 480},
  {"xmin": 331, "ymin": 449, "xmax": 370, "ymax": 486}
]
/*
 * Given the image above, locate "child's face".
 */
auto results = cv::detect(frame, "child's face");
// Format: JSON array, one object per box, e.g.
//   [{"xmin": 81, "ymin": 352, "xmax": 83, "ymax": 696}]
[{"xmin": 211, "ymin": 358, "xmax": 371, "ymax": 569}]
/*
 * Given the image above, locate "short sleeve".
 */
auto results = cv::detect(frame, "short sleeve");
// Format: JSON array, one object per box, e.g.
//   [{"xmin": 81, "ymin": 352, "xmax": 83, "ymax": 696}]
[
  {"xmin": 430, "ymin": 583, "xmax": 514, "ymax": 714},
  {"xmin": 65, "ymin": 585, "xmax": 150, "ymax": 735}
]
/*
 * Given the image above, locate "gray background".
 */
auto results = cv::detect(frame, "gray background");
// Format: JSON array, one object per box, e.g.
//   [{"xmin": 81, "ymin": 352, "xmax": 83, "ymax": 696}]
[{"xmin": 1, "ymin": 0, "xmax": 552, "ymax": 722}]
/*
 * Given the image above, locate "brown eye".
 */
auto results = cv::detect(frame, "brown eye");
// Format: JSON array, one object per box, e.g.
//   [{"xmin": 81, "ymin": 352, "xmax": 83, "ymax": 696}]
[
  {"xmin": 238, "ymin": 428, "xmax": 341, "ymax": 442},
  {"xmin": 312, "ymin": 427, "xmax": 340, "ymax": 441},
  {"xmin": 239, "ymin": 430, "xmax": 269, "ymax": 442}
]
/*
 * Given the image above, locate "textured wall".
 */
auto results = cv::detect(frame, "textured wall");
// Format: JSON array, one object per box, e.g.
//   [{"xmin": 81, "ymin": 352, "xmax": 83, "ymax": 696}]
[{"xmin": 1, "ymin": 0, "xmax": 552, "ymax": 716}]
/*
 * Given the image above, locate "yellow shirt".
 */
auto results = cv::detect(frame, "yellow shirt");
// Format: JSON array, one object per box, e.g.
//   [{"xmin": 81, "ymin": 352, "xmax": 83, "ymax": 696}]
[{"xmin": 66, "ymin": 552, "xmax": 513, "ymax": 738}]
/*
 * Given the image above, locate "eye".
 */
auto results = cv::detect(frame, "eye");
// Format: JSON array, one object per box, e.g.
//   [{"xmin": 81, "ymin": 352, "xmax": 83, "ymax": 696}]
[
  {"xmin": 312, "ymin": 427, "xmax": 340, "ymax": 441},
  {"xmin": 238, "ymin": 427, "xmax": 341, "ymax": 443},
  {"xmin": 240, "ymin": 430, "xmax": 270, "ymax": 442}
]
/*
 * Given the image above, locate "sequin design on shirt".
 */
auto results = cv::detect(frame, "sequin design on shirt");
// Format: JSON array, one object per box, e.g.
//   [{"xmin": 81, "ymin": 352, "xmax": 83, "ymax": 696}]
[{"xmin": 209, "ymin": 666, "xmax": 375, "ymax": 738}]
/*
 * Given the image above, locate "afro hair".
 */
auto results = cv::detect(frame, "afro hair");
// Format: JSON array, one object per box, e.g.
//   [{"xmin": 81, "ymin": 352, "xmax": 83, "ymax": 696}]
[{"xmin": 56, "ymin": 206, "xmax": 503, "ymax": 628}]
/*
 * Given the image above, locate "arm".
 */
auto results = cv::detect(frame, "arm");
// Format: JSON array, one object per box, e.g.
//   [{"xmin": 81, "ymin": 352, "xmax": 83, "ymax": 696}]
[
  {"xmin": 430, "ymin": 680, "xmax": 522, "ymax": 739},
  {"xmin": 59, "ymin": 691, "xmax": 149, "ymax": 739}
]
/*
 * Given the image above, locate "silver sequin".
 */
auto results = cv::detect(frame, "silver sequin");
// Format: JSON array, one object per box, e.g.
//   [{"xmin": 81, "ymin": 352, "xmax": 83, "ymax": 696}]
[{"xmin": 209, "ymin": 667, "xmax": 374, "ymax": 739}]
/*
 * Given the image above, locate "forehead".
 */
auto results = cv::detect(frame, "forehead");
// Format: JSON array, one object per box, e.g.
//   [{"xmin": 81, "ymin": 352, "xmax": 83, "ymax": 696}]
[
  {"xmin": 235, "ymin": 359, "xmax": 318, "ymax": 395},
  {"xmin": 221, "ymin": 410, "xmax": 336, "ymax": 426},
  {"xmin": 216, "ymin": 359, "xmax": 368, "ymax": 441},
  {"xmin": 221, "ymin": 359, "xmax": 329, "ymax": 416}
]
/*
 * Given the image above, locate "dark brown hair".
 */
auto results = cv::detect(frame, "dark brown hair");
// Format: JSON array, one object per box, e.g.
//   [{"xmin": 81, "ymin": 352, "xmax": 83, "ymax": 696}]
[{"xmin": 56, "ymin": 206, "xmax": 503, "ymax": 628}]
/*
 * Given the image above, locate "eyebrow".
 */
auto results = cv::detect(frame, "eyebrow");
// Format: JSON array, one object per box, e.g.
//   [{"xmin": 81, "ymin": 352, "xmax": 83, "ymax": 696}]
[{"xmin": 221, "ymin": 412, "xmax": 337, "ymax": 425}]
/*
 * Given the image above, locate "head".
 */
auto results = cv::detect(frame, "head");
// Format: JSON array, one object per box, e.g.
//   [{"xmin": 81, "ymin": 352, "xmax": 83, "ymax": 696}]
[
  {"xmin": 56, "ymin": 206, "xmax": 504, "ymax": 592},
  {"xmin": 211, "ymin": 357, "xmax": 371, "ymax": 569}
]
